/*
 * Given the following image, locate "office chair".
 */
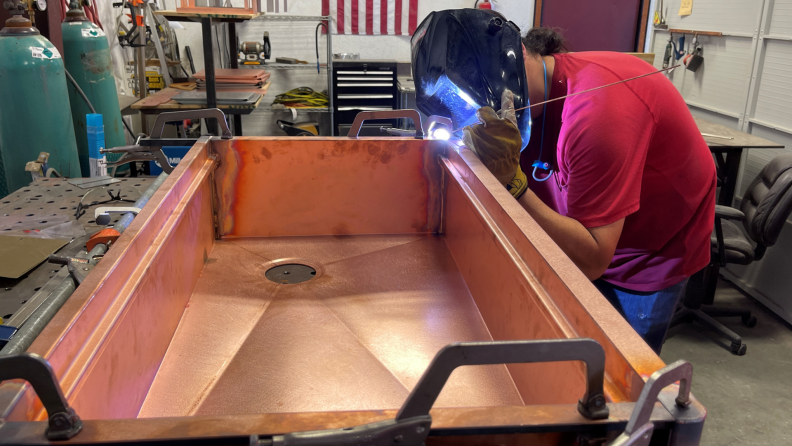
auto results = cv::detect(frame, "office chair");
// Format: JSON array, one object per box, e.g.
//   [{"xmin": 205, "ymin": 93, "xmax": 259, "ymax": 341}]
[{"xmin": 672, "ymin": 153, "xmax": 792, "ymax": 355}]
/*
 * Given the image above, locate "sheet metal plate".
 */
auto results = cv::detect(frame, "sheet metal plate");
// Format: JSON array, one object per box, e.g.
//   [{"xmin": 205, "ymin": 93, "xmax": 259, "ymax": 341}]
[{"xmin": 139, "ymin": 234, "xmax": 524, "ymax": 417}]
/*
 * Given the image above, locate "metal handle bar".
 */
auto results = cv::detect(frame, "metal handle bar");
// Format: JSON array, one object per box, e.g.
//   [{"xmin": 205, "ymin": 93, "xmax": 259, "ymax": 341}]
[
  {"xmin": 150, "ymin": 109, "xmax": 232, "ymax": 139},
  {"xmin": 397, "ymin": 338, "xmax": 609, "ymax": 421},
  {"xmin": 347, "ymin": 110, "xmax": 424, "ymax": 139},
  {"xmin": 0, "ymin": 353, "xmax": 82, "ymax": 440}
]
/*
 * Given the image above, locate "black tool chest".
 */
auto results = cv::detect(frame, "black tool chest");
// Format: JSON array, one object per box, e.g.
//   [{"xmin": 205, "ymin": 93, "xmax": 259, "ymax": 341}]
[{"xmin": 332, "ymin": 59, "xmax": 399, "ymax": 136}]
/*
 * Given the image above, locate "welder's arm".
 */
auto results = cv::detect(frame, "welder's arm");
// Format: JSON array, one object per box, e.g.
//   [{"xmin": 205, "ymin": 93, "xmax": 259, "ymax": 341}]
[{"xmin": 517, "ymin": 191, "xmax": 624, "ymax": 280}]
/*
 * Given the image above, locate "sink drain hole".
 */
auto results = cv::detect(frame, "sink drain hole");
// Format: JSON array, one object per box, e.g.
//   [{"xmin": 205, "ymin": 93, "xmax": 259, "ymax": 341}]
[{"xmin": 265, "ymin": 264, "xmax": 317, "ymax": 284}]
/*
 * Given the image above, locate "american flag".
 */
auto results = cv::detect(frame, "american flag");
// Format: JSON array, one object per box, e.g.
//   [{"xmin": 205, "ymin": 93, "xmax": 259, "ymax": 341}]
[
  {"xmin": 265, "ymin": 0, "xmax": 288, "ymax": 13},
  {"xmin": 322, "ymin": 0, "xmax": 420, "ymax": 35}
]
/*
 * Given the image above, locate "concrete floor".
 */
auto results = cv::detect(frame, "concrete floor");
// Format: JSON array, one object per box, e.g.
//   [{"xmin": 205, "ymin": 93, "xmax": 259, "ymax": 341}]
[{"xmin": 661, "ymin": 279, "xmax": 792, "ymax": 445}]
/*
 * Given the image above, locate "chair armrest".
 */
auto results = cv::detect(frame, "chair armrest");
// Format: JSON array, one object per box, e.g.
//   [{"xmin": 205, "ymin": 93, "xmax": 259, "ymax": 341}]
[{"xmin": 715, "ymin": 205, "xmax": 745, "ymax": 221}]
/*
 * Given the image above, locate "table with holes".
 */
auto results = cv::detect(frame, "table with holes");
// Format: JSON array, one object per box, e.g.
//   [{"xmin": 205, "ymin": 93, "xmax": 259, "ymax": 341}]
[{"xmin": 0, "ymin": 177, "xmax": 157, "ymax": 324}]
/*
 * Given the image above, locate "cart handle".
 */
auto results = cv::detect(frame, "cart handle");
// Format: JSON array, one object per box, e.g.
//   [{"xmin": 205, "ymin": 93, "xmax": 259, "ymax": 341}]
[
  {"xmin": 0, "ymin": 353, "xmax": 82, "ymax": 440},
  {"xmin": 150, "ymin": 108, "xmax": 232, "ymax": 139},
  {"xmin": 397, "ymin": 338, "xmax": 610, "ymax": 421},
  {"xmin": 347, "ymin": 110, "xmax": 424, "ymax": 139}
]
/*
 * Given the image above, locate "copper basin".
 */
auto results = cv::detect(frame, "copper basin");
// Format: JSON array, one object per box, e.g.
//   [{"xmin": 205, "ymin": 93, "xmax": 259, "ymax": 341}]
[{"xmin": 0, "ymin": 135, "xmax": 692, "ymax": 444}]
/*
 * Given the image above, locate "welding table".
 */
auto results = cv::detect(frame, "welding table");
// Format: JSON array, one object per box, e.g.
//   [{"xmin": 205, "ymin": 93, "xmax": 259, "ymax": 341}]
[
  {"xmin": 695, "ymin": 117, "xmax": 785, "ymax": 206},
  {"xmin": 0, "ymin": 177, "xmax": 157, "ymax": 326},
  {"xmin": 131, "ymin": 85, "xmax": 268, "ymax": 137}
]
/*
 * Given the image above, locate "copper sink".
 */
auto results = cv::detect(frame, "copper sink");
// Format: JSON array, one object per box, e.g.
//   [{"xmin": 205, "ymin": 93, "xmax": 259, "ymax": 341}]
[{"xmin": 0, "ymin": 133, "xmax": 704, "ymax": 444}]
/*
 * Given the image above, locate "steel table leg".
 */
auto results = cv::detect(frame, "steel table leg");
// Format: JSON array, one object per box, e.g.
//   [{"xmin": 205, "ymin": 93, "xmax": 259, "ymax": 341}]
[
  {"xmin": 201, "ymin": 17, "xmax": 218, "ymax": 136},
  {"xmin": 228, "ymin": 22, "xmax": 238, "ymax": 69},
  {"xmin": 719, "ymin": 148, "xmax": 743, "ymax": 206},
  {"xmin": 234, "ymin": 115, "xmax": 243, "ymax": 136}
]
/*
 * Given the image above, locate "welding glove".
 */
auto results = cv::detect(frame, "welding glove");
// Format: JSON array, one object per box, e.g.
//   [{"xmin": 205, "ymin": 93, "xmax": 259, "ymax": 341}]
[{"xmin": 462, "ymin": 90, "xmax": 528, "ymax": 199}]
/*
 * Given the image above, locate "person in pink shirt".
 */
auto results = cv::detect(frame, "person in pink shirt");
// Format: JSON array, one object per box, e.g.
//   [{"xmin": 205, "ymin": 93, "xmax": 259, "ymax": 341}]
[{"xmin": 413, "ymin": 12, "xmax": 716, "ymax": 352}]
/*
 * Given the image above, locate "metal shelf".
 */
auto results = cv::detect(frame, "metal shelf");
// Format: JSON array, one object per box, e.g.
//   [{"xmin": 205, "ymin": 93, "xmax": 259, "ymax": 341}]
[
  {"xmin": 262, "ymin": 63, "xmax": 327, "ymax": 70},
  {"xmin": 258, "ymin": 15, "xmax": 330, "ymax": 22}
]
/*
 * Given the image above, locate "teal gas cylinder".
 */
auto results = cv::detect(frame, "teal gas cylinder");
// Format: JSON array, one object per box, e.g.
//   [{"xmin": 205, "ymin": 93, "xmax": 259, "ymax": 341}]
[
  {"xmin": 0, "ymin": 8, "xmax": 81, "ymax": 196},
  {"xmin": 62, "ymin": 5, "xmax": 125, "ymax": 177}
]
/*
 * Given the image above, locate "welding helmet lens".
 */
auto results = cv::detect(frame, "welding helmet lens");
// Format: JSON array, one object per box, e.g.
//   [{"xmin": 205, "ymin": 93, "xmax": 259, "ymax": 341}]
[{"xmin": 410, "ymin": 9, "xmax": 531, "ymax": 150}]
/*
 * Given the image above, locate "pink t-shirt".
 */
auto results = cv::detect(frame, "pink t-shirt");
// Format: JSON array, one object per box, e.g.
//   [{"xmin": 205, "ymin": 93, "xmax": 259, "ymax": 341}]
[{"xmin": 520, "ymin": 52, "xmax": 716, "ymax": 292}]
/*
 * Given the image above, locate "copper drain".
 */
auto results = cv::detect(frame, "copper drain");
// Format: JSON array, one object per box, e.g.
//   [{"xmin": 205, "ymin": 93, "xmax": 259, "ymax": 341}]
[{"xmin": 265, "ymin": 263, "xmax": 317, "ymax": 284}]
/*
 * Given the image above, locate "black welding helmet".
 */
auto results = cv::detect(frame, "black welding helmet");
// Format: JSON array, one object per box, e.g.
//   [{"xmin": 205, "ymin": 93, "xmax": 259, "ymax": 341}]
[{"xmin": 411, "ymin": 9, "xmax": 531, "ymax": 150}]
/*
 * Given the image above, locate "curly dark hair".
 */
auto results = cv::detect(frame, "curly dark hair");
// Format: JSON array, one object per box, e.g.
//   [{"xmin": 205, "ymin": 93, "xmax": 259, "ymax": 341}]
[{"xmin": 522, "ymin": 27, "xmax": 569, "ymax": 56}]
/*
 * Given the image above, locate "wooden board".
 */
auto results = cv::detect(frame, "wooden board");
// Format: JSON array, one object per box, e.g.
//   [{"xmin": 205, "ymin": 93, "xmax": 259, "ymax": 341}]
[
  {"xmin": 625, "ymin": 52, "xmax": 655, "ymax": 65},
  {"xmin": 154, "ymin": 10, "xmax": 262, "ymax": 22},
  {"xmin": 131, "ymin": 82, "xmax": 270, "ymax": 111}
]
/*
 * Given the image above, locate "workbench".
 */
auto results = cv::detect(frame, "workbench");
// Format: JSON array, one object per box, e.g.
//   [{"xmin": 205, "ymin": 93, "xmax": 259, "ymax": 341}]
[
  {"xmin": 696, "ymin": 117, "xmax": 785, "ymax": 206},
  {"xmin": 0, "ymin": 177, "xmax": 157, "ymax": 327},
  {"xmin": 131, "ymin": 84, "xmax": 269, "ymax": 136}
]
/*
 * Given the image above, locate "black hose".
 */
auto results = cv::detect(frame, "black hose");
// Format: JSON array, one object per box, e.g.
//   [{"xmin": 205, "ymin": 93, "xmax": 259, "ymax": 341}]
[
  {"xmin": 64, "ymin": 68, "xmax": 96, "ymax": 114},
  {"xmin": 315, "ymin": 22, "xmax": 328, "ymax": 73},
  {"xmin": 65, "ymin": 68, "xmax": 136, "ymax": 139}
]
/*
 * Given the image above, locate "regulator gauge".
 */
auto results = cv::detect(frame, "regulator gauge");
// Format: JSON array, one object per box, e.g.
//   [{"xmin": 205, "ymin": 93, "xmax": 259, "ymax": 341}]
[{"xmin": 33, "ymin": 0, "xmax": 46, "ymax": 11}]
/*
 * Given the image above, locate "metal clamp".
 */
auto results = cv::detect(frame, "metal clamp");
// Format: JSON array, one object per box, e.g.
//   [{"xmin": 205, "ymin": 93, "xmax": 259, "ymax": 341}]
[
  {"xmin": 397, "ymin": 338, "xmax": 609, "ymax": 421},
  {"xmin": 150, "ymin": 109, "xmax": 232, "ymax": 139},
  {"xmin": 255, "ymin": 338, "xmax": 609, "ymax": 446},
  {"xmin": 48, "ymin": 253, "xmax": 96, "ymax": 285},
  {"xmin": 94, "ymin": 206, "xmax": 142, "ymax": 226},
  {"xmin": 0, "ymin": 353, "xmax": 82, "ymax": 440},
  {"xmin": 101, "ymin": 144, "xmax": 175, "ymax": 174},
  {"xmin": 609, "ymin": 360, "xmax": 694, "ymax": 446},
  {"xmin": 347, "ymin": 110, "xmax": 424, "ymax": 139}
]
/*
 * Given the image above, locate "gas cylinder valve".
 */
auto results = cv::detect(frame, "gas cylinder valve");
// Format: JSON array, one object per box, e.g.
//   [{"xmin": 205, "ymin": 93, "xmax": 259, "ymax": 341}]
[{"xmin": 3, "ymin": 0, "xmax": 26, "ymax": 15}]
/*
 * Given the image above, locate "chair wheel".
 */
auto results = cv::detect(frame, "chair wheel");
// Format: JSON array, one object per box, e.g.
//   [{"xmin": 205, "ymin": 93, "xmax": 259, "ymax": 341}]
[
  {"xmin": 742, "ymin": 315, "xmax": 757, "ymax": 328},
  {"xmin": 731, "ymin": 342, "xmax": 747, "ymax": 356}
]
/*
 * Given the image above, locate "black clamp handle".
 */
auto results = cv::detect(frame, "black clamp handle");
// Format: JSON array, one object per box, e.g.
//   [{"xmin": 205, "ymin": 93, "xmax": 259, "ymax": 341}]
[
  {"xmin": 347, "ymin": 110, "xmax": 424, "ymax": 139},
  {"xmin": 0, "ymin": 353, "xmax": 82, "ymax": 440},
  {"xmin": 397, "ymin": 338, "xmax": 609, "ymax": 421},
  {"xmin": 256, "ymin": 338, "xmax": 609, "ymax": 446},
  {"xmin": 150, "ymin": 109, "xmax": 232, "ymax": 139}
]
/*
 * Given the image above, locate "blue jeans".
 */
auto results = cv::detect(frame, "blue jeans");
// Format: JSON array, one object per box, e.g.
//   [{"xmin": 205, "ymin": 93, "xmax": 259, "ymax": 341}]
[{"xmin": 593, "ymin": 279, "xmax": 687, "ymax": 353}]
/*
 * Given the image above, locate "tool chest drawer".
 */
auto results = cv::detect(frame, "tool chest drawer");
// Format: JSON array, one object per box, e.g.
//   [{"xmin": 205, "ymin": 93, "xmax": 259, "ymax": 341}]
[{"xmin": 332, "ymin": 60, "xmax": 398, "ymax": 135}]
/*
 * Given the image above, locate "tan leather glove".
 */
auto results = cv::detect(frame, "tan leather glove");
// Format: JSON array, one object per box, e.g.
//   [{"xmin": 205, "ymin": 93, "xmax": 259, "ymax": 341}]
[{"xmin": 462, "ymin": 90, "xmax": 528, "ymax": 199}]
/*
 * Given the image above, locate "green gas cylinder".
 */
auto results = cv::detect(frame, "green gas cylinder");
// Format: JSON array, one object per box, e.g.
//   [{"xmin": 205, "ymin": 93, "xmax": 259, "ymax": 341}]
[
  {"xmin": 0, "ymin": 5, "xmax": 81, "ymax": 197},
  {"xmin": 62, "ymin": 4, "xmax": 125, "ymax": 177}
]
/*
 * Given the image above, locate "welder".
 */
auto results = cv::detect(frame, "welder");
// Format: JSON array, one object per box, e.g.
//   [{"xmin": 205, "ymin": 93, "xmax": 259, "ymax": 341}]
[{"xmin": 412, "ymin": 10, "xmax": 716, "ymax": 353}]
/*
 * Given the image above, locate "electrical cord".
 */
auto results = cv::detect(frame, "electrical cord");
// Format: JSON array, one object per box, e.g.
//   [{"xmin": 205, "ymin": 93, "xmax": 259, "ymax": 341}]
[
  {"xmin": 532, "ymin": 59, "xmax": 553, "ymax": 182},
  {"xmin": 315, "ymin": 22, "xmax": 328, "ymax": 73},
  {"xmin": 65, "ymin": 68, "xmax": 136, "ymax": 139},
  {"xmin": 272, "ymin": 87, "xmax": 329, "ymax": 108},
  {"xmin": 65, "ymin": 68, "xmax": 96, "ymax": 114}
]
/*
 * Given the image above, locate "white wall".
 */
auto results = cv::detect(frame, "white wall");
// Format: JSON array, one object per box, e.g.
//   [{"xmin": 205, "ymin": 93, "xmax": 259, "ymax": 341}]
[
  {"xmin": 649, "ymin": 0, "xmax": 792, "ymax": 322},
  {"xmin": 163, "ymin": 0, "xmax": 534, "ymax": 74}
]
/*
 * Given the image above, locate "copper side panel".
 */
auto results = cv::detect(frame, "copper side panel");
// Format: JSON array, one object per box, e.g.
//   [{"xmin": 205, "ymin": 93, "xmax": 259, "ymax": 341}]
[
  {"xmin": 0, "ymin": 139, "xmax": 216, "ymax": 421},
  {"xmin": 139, "ymin": 235, "xmax": 523, "ymax": 417},
  {"xmin": 212, "ymin": 137, "xmax": 445, "ymax": 237},
  {"xmin": 443, "ymin": 148, "xmax": 666, "ymax": 403},
  {"xmin": 0, "ymin": 400, "xmax": 688, "ymax": 445}
]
